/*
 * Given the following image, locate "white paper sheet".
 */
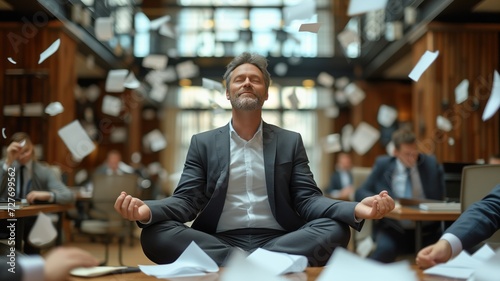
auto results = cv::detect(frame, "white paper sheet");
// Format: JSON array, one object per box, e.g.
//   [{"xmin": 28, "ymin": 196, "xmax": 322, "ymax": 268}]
[
  {"xmin": 95, "ymin": 17, "xmax": 114, "ymax": 41},
  {"xmin": 317, "ymin": 72, "xmax": 335, "ymax": 88},
  {"xmin": 455, "ymin": 79, "xmax": 469, "ymax": 104},
  {"xmin": 283, "ymin": 0, "xmax": 316, "ymax": 25},
  {"xmin": 482, "ymin": 70, "xmax": 500, "ymax": 121},
  {"xmin": 202, "ymin": 78, "xmax": 225, "ymax": 93},
  {"xmin": 143, "ymin": 129, "xmax": 167, "ymax": 152},
  {"xmin": 350, "ymin": 122, "xmax": 380, "ymax": 155},
  {"xmin": 341, "ymin": 124, "xmax": 354, "ymax": 152},
  {"xmin": 408, "ymin": 50, "xmax": 439, "ymax": 82},
  {"xmin": 299, "ymin": 23, "xmax": 321, "ymax": 33},
  {"xmin": 139, "ymin": 241, "xmax": 218, "ymax": 278},
  {"xmin": 159, "ymin": 23, "xmax": 176, "ymax": 38},
  {"xmin": 142, "ymin": 54, "xmax": 168, "ymax": 70},
  {"xmin": 377, "ymin": 105, "xmax": 398, "ymax": 127},
  {"xmin": 246, "ymin": 248, "xmax": 307, "ymax": 276},
  {"xmin": 436, "ymin": 115, "xmax": 453, "ymax": 132},
  {"xmin": 324, "ymin": 106, "xmax": 339, "ymax": 118},
  {"xmin": 221, "ymin": 250, "xmax": 287, "ymax": 281},
  {"xmin": 38, "ymin": 38, "xmax": 60, "ymax": 64},
  {"xmin": 150, "ymin": 84, "xmax": 168, "ymax": 103},
  {"xmin": 101, "ymin": 95, "xmax": 122, "ymax": 117},
  {"xmin": 45, "ymin": 101, "xmax": 64, "ymax": 116},
  {"xmin": 288, "ymin": 90, "xmax": 299, "ymax": 109},
  {"xmin": 347, "ymin": 0, "xmax": 388, "ymax": 16},
  {"xmin": 150, "ymin": 15, "xmax": 170, "ymax": 30},
  {"xmin": 176, "ymin": 60, "xmax": 199, "ymax": 79},
  {"xmin": 344, "ymin": 83, "xmax": 365, "ymax": 106},
  {"xmin": 58, "ymin": 120, "xmax": 96, "ymax": 160},
  {"xmin": 105, "ymin": 69, "xmax": 128, "ymax": 93},
  {"xmin": 124, "ymin": 71, "xmax": 140, "ymax": 89},
  {"xmin": 7, "ymin": 57, "xmax": 16, "ymax": 64},
  {"xmin": 470, "ymin": 248, "xmax": 500, "ymax": 281},
  {"xmin": 317, "ymin": 247, "xmax": 417, "ymax": 281},
  {"xmin": 28, "ymin": 212, "xmax": 57, "ymax": 247},
  {"xmin": 323, "ymin": 134, "xmax": 342, "ymax": 154}
]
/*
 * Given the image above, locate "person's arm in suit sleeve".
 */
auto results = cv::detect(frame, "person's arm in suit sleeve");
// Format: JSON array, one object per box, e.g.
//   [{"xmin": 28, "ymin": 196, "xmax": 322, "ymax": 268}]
[
  {"xmin": 43, "ymin": 165, "xmax": 75, "ymax": 204},
  {"xmin": 0, "ymin": 255, "xmax": 44, "ymax": 281}
]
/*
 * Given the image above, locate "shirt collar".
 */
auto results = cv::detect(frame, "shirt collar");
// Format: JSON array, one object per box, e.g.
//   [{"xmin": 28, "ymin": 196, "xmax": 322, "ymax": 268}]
[{"xmin": 229, "ymin": 120, "xmax": 263, "ymax": 141}]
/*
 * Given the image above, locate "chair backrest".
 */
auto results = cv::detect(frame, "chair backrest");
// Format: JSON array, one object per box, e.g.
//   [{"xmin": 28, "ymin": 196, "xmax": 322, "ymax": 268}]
[
  {"xmin": 460, "ymin": 164, "xmax": 500, "ymax": 245},
  {"xmin": 352, "ymin": 167, "xmax": 372, "ymax": 189},
  {"xmin": 91, "ymin": 174, "xmax": 138, "ymax": 220}
]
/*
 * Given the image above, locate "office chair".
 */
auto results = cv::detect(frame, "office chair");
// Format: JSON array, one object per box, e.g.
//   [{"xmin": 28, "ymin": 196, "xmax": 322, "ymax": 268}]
[
  {"xmin": 350, "ymin": 167, "xmax": 374, "ymax": 257},
  {"xmin": 460, "ymin": 164, "xmax": 500, "ymax": 247},
  {"xmin": 79, "ymin": 173, "xmax": 138, "ymax": 265}
]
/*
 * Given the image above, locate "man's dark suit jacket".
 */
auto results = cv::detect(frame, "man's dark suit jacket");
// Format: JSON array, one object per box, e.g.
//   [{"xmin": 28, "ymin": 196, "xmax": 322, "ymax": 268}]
[
  {"xmin": 446, "ymin": 184, "xmax": 500, "ymax": 250},
  {"xmin": 144, "ymin": 122, "xmax": 363, "ymax": 233},
  {"xmin": 326, "ymin": 170, "xmax": 353, "ymax": 194},
  {"xmin": 355, "ymin": 154, "xmax": 444, "ymax": 231}
]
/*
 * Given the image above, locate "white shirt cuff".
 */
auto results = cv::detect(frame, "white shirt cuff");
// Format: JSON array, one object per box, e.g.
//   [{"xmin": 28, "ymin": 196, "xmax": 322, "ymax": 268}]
[
  {"xmin": 441, "ymin": 233, "xmax": 463, "ymax": 257},
  {"xmin": 2, "ymin": 162, "xmax": 9, "ymax": 171},
  {"xmin": 18, "ymin": 255, "xmax": 45, "ymax": 281}
]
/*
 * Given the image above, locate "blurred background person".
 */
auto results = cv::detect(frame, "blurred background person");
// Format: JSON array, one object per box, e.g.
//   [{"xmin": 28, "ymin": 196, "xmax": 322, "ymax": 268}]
[{"xmin": 325, "ymin": 152, "xmax": 354, "ymax": 200}]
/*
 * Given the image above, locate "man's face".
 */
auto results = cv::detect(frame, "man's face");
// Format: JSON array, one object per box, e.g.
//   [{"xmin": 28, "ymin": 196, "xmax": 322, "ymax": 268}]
[
  {"xmin": 17, "ymin": 143, "xmax": 33, "ymax": 165},
  {"xmin": 226, "ymin": 63, "xmax": 268, "ymax": 110},
  {"xmin": 337, "ymin": 154, "xmax": 352, "ymax": 171},
  {"xmin": 107, "ymin": 154, "xmax": 121, "ymax": 171},
  {"xmin": 394, "ymin": 143, "xmax": 418, "ymax": 168}
]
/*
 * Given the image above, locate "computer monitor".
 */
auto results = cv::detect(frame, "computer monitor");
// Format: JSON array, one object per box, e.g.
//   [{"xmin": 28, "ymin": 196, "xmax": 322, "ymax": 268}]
[{"xmin": 442, "ymin": 162, "xmax": 475, "ymax": 202}]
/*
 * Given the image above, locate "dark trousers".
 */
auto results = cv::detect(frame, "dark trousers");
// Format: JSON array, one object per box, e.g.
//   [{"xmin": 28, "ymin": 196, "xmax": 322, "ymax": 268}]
[
  {"xmin": 140, "ymin": 218, "xmax": 350, "ymax": 266},
  {"xmin": 369, "ymin": 220, "xmax": 442, "ymax": 263},
  {"xmin": 0, "ymin": 216, "xmax": 40, "ymax": 255}
]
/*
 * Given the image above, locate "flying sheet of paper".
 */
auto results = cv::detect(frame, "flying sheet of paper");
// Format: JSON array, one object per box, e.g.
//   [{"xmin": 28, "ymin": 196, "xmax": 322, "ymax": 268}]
[
  {"xmin": 176, "ymin": 60, "xmax": 199, "ymax": 79},
  {"xmin": 150, "ymin": 15, "xmax": 170, "ymax": 30},
  {"xmin": 221, "ymin": 250, "xmax": 287, "ymax": 281},
  {"xmin": 45, "ymin": 101, "xmax": 64, "ymax": 116},
  {"xmin": 101, "ymin": 95, "xmax": 122, "ymax": 117},
  {"xmin": 159, "ymin": 23, "xmax": 176, "ymax": 38},
  {"xmin": 58, "ymin": 120, "xmax": 96, "ymax": 160},
  {"xmin": 7, "ymin": 57, "xmax": 16, "ymax": 64},
  {"xmin": 348, "ymin": 0, "xmax": 388, "ymax": 16},
  {"xmin": 377, "ymin": 105, "xmax": 397, "ymax": 127},
  {"xmin": 324, "ymin": 106, "xmax": 339, "ymax": 118},
  {"xmin": 350, "ymin": 122, "xmax": 380, "ymax": 155},
  {"xmin": 423, "ymin": 245, "xmax": 495, "ymax": 279},
  {"xmin": 143, "ymin": 129, "xmax": 167, "ymax": 152},
  {"xmin": 105, "ymin": 69, "xmax": 128, "ymax": 93},
  {"xmin": 317, "ymin": 247, "xmax": 417, "ymax": 281},
  {"xmin": 139, "ymin": 241, "xmax": 218, "ymax": 278},
  {"xmin": 142, "ymin": 54, "xmax": 168, "ymax": 70},
  {"xmin": 95, "ymin": 17, "xmax": 114, "ymax": 41},
  {"xmin": 28, "ymin": 212, "xmax": 57, "ymax": 247},
  {"xmin": 337, "ymin": 29, "xmax": 360, "ymax": 52},
  {"xmin": 317, "ymin": 72, "xmax": 335, "ymax": 88},
  {"xmin": 336, "ymin": 76, "xmax": 350, "ymax": 89},
  {"xmin": 202, "ymin": 78, "xmax": 224, "ymax": 93},
  {"xmin": 455, "ymin": 79, "xmax": 469, "ymax": 104},
  {"xmin": 85, "ymin": 84, "xmax": 101, "ymax": 102},
  {"xmin": 245, "ymin": 248, "xmax": 307, "ymax": 276},
  {"xmin": 288, "ymin": 90, "xmax": 299, "ymax": 109},
  {"xmin": 110, "ymin": 127, "xmax": 127, "ymax": 143},
  {"xmin": 150, "ymin": 84, "xmax": 168, "ymax": 103},
  {"xmin": 482, "ymin": 70, "xmax": 500, "ymax": 121},
  {"xmin": 124, "ymin": 71, "xmax": 140, "ymax": 89},
  {"xmin": 341, "ymin": 124, "xmax": 354, "ymax": 152},
  {"xmin": 299, "ymin": 23, "xmax": 321, "ymax": 33},
  {"xmin": 283, "ymin": 0, "xmax": 316, "ymax": 25},
  {"xmin": 344, "ymin": 83, "xmax": 365, "ymax": 106},
  {"xmin": 408, "ymin": 50, "xmax": 439, "ymax": 82},
  {"xmin": 38, "ymin": 38, "xmax": 60, "ymax": 64},
  {"xmin": 322, "ymin": 134, "xmax": 342, "ymax": 154},
  {"xmin": 436, "ymin": 115, "xmax": 452, "ymax": 132}
]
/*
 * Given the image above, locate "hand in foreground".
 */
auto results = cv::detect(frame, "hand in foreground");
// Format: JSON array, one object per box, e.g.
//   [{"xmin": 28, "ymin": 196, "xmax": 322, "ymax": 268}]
[
  {"xmin": 114, "ymin": 191, "xmax": 151, "ymax": 222},
  {"xmin": 44, "ymin": 247, "xmax": 99, "ymax": 281},
  {"xmin": 416, "ymin": 239, "xmax": 452, "ymax": 269},
  {"xmin": 354, "ymin": 190, "xmax": 395, "ymax": 220},
  {"xmin": 26, "ymin": 191, "xmax": 53, "ymax": 204}
]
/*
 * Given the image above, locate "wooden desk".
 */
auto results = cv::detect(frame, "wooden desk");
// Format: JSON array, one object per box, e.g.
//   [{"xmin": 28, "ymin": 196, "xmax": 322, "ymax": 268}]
[
  {"xmin": 385, "ymin": 206, "xmax": 461, "ymax": 251},
  {"xmin": 0, "ymin": 204, "xmax": 72, "ymax": 251},
  {"xmin": 68, "ymin": 265, "xmax": 456, "ymax": 281}
]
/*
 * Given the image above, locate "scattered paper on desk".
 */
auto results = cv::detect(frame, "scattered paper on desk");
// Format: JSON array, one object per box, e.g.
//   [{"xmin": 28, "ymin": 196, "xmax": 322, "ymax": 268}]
[
  {"xmin": 105, "ymin": 69, "xmax": 128, "ymax": 93},
  {"xmin": 408, "ymin": 50, "xmax": 439, "ymax": 82},
  {"xmin": 139, "ymin": 241, "xmax": 218, "ymax": 278},
  {"xmin": 317, "ymin": 247, "xmax": 417, "ymax": 281},
  {"xmin": 470, "ymin": 248, "xmax": 500, "ymax": 281},
  {"xmin": 45, "ymin": 101, "xmax": 64, "ymax": 116},
  {"xmin": 221, "ymin": 249, "xmax": 287, "ymax": 281},
  {"xmin": 482, "ymin": 70, "xmax": 500, "ymax": 121},
  {"xmin": 246, "ymin": 248, "xmax": 307, "ymax": 275},
  {"xmin": 95, "ymin": 17, "xmax": 114, "ymax": 41},
  {"xmin": 436, "ymin": 115, "xmax": 452, "ymax": 132},
  {"xmin": 299, "ymin": 23, "xmax": 321, "ymax": 33},
  {"xmin": 7, "ymin": 57, "xmax": 16, "ymax": 64},
  {"xmin": 347, "ymin": 0, "xmax": 388, "ymax": 16},
  {"xmin": 58, "ymin": 120, "xmax": 96, "ymax": 160},
  {"xmin": 455, "ymin": 79, "xmax": 469, "ymax": 104},
  {"xmin": 71, "ymin": 266, "xmax": 128, "ymax": 277},
  {"xmin": 377, "ymin": 105, "xmax": 397, "ymax": 127},
  {"xmin": 350, "ymin": 122, "xmax": 380, "ymax": 155},
  {"xmin": 28, "ymin": 212, "xmax": 57, "ymax": 247},
  {"xmin": 424, "ymin": 245, "xmax": 495, "ymax": 279},
  {"xmin": 38, "ymin": 38, "xmax": 60, "ymax": 64}
]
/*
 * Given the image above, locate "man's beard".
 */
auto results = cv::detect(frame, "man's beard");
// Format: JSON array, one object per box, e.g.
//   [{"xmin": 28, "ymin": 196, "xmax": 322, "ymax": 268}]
[{"xmin": 229, "ymin": 94, "xmax": 263, "ymax": 111}]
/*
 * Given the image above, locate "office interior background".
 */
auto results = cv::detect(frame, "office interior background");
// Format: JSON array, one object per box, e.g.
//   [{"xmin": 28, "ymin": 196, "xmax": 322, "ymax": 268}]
[{"xmin": 0, "ymin": 0, "xmax": 499, "ymax": 196}]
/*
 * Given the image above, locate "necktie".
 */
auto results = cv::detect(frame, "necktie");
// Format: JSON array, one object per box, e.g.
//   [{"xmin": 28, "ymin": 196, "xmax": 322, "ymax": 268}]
[{"xmin": 404, "ymin": 168, "xmax": 412, "ymax": 198}]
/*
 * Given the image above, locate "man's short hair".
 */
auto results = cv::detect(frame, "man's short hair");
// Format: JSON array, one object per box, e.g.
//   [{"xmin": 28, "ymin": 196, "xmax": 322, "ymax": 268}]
[
  {"xmin": 391, "ymin": 128, "xmax": 416, "ymax": 150},
  {"xmin": 223, "ymin": 52, "xmax": 271, "ymax": 90}
]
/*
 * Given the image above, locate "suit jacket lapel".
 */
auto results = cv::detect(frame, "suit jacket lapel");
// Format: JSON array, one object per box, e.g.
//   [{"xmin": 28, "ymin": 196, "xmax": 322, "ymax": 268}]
[{"xmin": 262, "ymin": 122, "xmax": 277, "ymax": 213}]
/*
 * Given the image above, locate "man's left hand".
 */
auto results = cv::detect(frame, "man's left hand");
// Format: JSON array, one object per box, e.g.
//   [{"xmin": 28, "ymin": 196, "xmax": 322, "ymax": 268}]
[
  {"xmin": 354, "ymin": 190, "xmax": 395, "ymax": 220},
  {"xmin": 26, "ymin": 191, "xmax": 53, "ymax": 203}
]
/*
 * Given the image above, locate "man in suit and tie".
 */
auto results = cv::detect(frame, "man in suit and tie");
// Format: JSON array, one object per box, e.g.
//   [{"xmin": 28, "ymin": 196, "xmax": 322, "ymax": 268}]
[
  {"xmin": 326, "ymin": 152, "xmax": 354, "ymax": 200},
  {"xmin": 355, "ymin": 128, "xmax": 445, "ymax": 263},
  {"xmin": 0, "ymin": 132, "xmax": 74, "ymax": 253},
  {"xmin": 114, "ymin": 52, "xmax": 395, "ymax": 266},
  {"xmin": 416, "ymin": 183, "xmax": 500, "ymax": 268}
]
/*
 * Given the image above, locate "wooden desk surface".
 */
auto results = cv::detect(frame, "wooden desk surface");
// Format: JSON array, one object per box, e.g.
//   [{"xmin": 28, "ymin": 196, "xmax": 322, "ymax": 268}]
[
  {"xmin": 385, "ymin": 206, "xmax": 461, "ymax": 221},
  {"xmin": 69, "ymin": 265, "xmax": 456, "ymax": 281},
  {"xmin": 0, "ymin": 203, "xmax": 73, "ymax": 219}
]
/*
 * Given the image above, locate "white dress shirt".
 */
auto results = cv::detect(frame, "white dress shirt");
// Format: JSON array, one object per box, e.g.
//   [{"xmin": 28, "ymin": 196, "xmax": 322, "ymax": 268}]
[{"xmin": 216, "ymin": 121, "xmax": 283, "ymax": 232}]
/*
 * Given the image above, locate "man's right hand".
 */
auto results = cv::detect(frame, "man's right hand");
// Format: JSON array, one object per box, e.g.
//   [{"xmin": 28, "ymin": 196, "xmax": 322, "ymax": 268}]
[
  {"xmin": 114, "ymin": 191, "xmax": 151, "ymax": 222},
  {"xmin": 5, "ymin": 141, "xmax": 22, "ymax": 166},
  {"xmin": 416, "ymin": 239, "xmax": 453, "ymax": 269}
]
